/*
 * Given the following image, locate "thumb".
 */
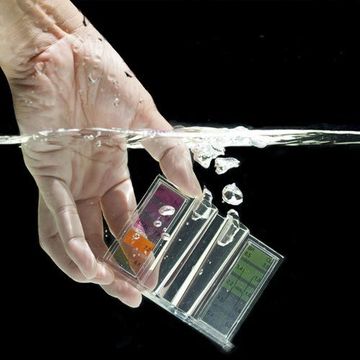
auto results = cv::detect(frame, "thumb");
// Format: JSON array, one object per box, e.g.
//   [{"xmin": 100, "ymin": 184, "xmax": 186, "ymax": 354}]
[{"xmin": 141, "ymin": 110, "xmax": 202, "ymax": 197}]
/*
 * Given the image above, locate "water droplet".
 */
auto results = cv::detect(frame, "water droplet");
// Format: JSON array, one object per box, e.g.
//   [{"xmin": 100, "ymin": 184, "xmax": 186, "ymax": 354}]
[
  {"xmin": 24, "ymin": 99, "xmax": 33, "ymax": 105},
  {"xmin": 161, "ymin": 233, "xmax": 171, "ymax": 241},
  {"xmin": 186, "ymin": 222, "xmax": 189, "ymax": 226},
  {"xmin": 222, "ymin": 183, "xmax": 243, "ymax": 206},
  {"xmin": 199, "ymin": 268, "xmax": 204, "ymax": 276},
  {"xmin": 158, "ymin": 205, "xmax": 175, "ymax": 216},
  {"xmin": 88, "ymin": 73, "xmax": 97, "ymax": 84},
  {"xmin": 83, "ymin": 134, "xmax": 94, "ymax": 141},
  {"xmin": 133, "ymin": 232, "xmax": 140, "ymax": 240},
  {"xmin": 178, "ymin": 238, "xmax": 182, "ymax": 242},
  {"xmin": 214, "ymin": 157, "xmax": 240, "ymax": 174},
  {"xmin": 111, "ymin": 79, "xmax": 119, "ymax": 87},
  {"xmin": 95, "ymin": 140, "xmax": 102, "ymax": 147},
  {"xmin": 113, "ymin": 97, "xmax": 120, "ymax": 107},
  {"xmin": 153, "ymin": 220, "xmax": 162, "ymax": 227},
  {"xmin": 208, "ymin": 260, "xmax": 212, "ymax": 264}
]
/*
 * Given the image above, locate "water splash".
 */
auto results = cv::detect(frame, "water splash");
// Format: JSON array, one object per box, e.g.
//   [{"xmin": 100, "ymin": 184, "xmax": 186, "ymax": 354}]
[
  {"xmin": 214, "ymin": 157, "xmax": 240, "ymax": 174},
  {"xmin": 1, "ymin": 126, "xmax": 359, "ymax": 147},
  {"xmin": 1, "ymin": 126, "xmax": 360, "ymax": 169},
  {"xmin": 222, "ymin": 183, "xmax": 243, "ymax": 206},
  {"xmin": 190, "ymin": 142, "xmax": 225, "ymax": 168}
]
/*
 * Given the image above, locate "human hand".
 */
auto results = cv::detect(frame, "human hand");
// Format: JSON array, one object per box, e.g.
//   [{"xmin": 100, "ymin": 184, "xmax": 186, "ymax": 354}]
[{"xmin": 0, "ymin": 1, "xmax": 201, "ymax": 307}]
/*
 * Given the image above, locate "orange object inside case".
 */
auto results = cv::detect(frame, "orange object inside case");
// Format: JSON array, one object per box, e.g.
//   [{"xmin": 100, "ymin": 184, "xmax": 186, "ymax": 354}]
[{"xmin": 122, "ymin": 227, "xmax": 155, "ymax": 255}]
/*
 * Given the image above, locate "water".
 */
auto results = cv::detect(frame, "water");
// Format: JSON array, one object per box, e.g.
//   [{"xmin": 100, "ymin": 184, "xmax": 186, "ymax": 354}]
[
  {"xmin": 1, "ymin": 126, "xmax": 360, "ymax": 149},
  {"xmin": 190, "ymin": 142, "xmax": 225, "ymax": 168},
  {"xmin": 153, "ymin": 220, "xmax": 162, "ymax": 228},
  {"xmin": 160, "ymin": 233, "xmax": 171, "ymax": 241},
  {"xmin": 2, "ymin": 125, "xmax": 358, "ymax": 217},
  {"xmin": 222, "ymin": 184, "xmax": 243, "ymax": 206},
  {"xmin": 158, "ymin": 205, "xmax": 176, "ymax": 216},
  {"xmin": 215, "ymin": 157, "xmax": 240, "ymax": 174}
]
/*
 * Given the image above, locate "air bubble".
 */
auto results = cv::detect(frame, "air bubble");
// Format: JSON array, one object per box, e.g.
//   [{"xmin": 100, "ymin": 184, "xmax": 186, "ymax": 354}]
[
  {"xmin": 161, "ymin": 233, "xmax": 171, "ymax": 241},
  {"xmin": 158, "ymin": 205, "xmax": 175, "ymax": 216},
  {"xmin": 83, "ymin": 134, "xmax": 94, "ymax": 141},
  {"xmin": 153, "ymin": 220, "xmax": 162, "ymax": 228},
  {"xmin": 222, "ymin": 183, "xmax": 243, "ymax": 206}
]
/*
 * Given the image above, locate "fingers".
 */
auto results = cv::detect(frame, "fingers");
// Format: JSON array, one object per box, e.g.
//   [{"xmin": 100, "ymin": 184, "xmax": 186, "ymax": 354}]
[
  {"xmin": 102, "ymin": 279, "xmax": 142, "ymax": 308},
  {"xmin": 101, "ymin": 177, "xmax": 137, "ymax": 238},
  {"xmin": 38, "ymin": 195, "xmax": 113, "ymax": 285},
  {"xmin": 76, "ymin": 198, "xmax": 108, "ymax": 258},
  {"xmin": 76, "ymin": 196, "xmax": 143, "ymax": 305},
  {"xmin": 39, "ymin": 191, "xmax": 141, "ymax": 306},
  {"xmin": 37, "ymin": 177, "xmax": 113, "ymax": 283},
  {"xmin": 140, "ymin": 110, "xmax": 202, "ymax": 197}
]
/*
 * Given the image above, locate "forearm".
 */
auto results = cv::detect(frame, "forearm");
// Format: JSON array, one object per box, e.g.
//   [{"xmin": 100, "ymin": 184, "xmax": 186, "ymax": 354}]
[{"xmin": 0, "ymin": 0, "xmax": 83, "ymax": 74}]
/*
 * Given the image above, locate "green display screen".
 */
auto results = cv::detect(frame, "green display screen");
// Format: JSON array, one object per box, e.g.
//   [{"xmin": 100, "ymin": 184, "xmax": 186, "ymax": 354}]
[
  {"xmin": 223, "ymin": 243, "xmax": 274, "ymax": 303},
  {"xmin": 200, "ymin": 241, "xmax": 276, "ymax": 335}
]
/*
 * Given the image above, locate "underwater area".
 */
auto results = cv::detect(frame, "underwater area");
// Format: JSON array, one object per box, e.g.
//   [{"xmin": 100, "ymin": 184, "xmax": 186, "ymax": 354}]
[{"xmin": 0, "ymin": 0, "xmax": 359, "ymax": 358}]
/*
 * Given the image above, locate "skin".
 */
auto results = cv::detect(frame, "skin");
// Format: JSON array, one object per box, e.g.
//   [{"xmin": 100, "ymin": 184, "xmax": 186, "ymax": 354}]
[{"xmin": 0, "ymin": 0, "xmax": 201, "ymax": 307}]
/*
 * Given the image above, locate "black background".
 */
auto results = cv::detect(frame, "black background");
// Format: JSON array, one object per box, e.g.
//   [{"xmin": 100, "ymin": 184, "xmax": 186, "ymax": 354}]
[{"xmin": 1, "ymin": 0, "xmax": 359, "ymax": 358}]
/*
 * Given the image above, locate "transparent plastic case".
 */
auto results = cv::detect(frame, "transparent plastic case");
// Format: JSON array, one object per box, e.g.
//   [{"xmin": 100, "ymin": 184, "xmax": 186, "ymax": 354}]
[{"xmin": 103, "ymin": 175, "xmax": 283, "ymax": 350}]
